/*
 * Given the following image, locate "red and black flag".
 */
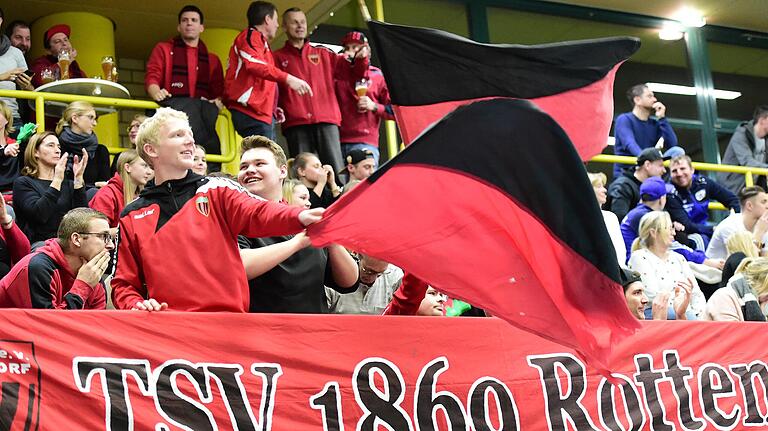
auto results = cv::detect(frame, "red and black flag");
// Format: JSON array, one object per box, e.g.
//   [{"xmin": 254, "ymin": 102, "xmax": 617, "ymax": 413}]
[
  {"xmin": 307, "ymin": 99, "xmax": 641, "ymax": 367},
  {"xmin": 367, "ymin": 21, "xmax": 640, "ymax": 160}
]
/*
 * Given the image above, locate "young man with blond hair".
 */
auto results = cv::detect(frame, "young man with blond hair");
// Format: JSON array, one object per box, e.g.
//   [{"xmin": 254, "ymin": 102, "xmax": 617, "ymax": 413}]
[
  {"xmin": 111, "ymin": 107, "xmax": 323, "ymax": 312},
  {"xmin": 237, "ymin": 135, "xmax": 359, "ymax": 312}
]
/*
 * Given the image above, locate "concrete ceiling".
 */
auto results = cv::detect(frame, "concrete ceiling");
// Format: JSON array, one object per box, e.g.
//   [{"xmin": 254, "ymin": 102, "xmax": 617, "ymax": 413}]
[{"xmin": 546, "ymin": 0, "xmax": 768, "ymax": 33}]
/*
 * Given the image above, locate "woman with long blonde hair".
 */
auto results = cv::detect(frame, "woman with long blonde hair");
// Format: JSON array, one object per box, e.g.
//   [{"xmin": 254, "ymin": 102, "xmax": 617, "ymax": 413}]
[
  {"xmin": 718, "ymin": 231, "xmax": 760, "ymax": 289},
  {"xmin": 705, "ymin": 257, "xmax": 768, "ymax": 321},
  {"xmin": 628, "ymin": 211, "xmax": 706, "ymax": 319},
  {"xmin": 588, "ymin": 172, "xmax": 625, "ymax": 266},
  {"xmin": 89, "ymin": 150, "xmax": 153, "ymax": 227},
  {"xmin": 56, "ymin": 101, "xmax": 111, "ymax": 187},
  {"xmin": 12, "ymin": 131, "xmax": 88, "ymax": 245}
]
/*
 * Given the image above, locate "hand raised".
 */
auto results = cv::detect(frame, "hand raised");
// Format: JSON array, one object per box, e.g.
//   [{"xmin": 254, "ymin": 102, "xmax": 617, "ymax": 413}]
[{"xmin": 76, "ymin": 249, "xmax": 111, "ymax": 287}]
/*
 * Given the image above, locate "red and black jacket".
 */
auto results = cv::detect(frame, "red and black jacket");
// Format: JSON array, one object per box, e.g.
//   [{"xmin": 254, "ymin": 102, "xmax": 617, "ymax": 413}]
[
  {"xmin": 111, "ymin": 171, "xmax": 305, "ymax": 312},
  {"xmin": 0, "ymin": 239, "xmax": 105, "ymax": 309}
]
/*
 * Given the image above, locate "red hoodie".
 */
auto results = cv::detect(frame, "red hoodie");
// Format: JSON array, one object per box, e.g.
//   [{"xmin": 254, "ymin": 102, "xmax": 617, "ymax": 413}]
[
  {"xmin": 273, "ymin": 41, "xmax": 368, "ymax": 129},
  {"xmin": 0, "ymin": 239, "xmax": 105, "ymax": 309},
  {"xmin": 89, "ymin": 173, "xmax": 125, "ymax": 228}
]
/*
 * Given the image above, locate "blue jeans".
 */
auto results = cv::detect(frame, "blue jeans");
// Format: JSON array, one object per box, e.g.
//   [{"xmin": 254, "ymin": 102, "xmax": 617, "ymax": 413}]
[
  {"xmin": 231, "ymin": 110, "xmax": 275, "ymax": 141},
  {"xmin": 341, "ymin": 143, "xmax": 380, "ymax": 167},
  {"xmin": 644, "ymin": 305, "xmax": 697, "ymax": 320}
]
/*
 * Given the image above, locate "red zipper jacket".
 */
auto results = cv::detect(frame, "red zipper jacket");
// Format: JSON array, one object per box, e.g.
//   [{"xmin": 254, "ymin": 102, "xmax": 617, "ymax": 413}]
[
  {"xmin": 0, "ymin": 239, "xmax": 104, "ymax": 309},
  {"xmin": 224, "ymin": 29, "xmax": 288, "ymax": 124},
  {"xmin": 89, "ymin": 173, "xmax": 124, "ymax": 228},
  {"xmin": 111, "ymin": 172, "xmax": 304, "ymax": 312},
  {"xmin": 335, "ymin": 66, "xmax": 394, "ymax": 147},
  {"xmin": 274, "ymin": 41, "xmax": 368, "ymax": 129},
  {"xmin": 145, "ymin": 39, "xmax": 225, "ymax": 99}
]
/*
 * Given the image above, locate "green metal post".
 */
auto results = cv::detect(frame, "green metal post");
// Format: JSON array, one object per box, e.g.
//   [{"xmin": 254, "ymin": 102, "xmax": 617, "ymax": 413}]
[
  {"xmin": 684, "ymin": 27, "xmax": 721, "ymax": 164},
  {"xmin": 467, "ymin": 2, "xmax": 490, "ymax": 43}
]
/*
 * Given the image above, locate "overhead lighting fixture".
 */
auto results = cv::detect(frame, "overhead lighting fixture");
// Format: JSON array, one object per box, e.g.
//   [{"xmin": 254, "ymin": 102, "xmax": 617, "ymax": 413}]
[
  {"xmin": 673, "ymin": 7, "xmax": 706, "ymax": 28},
  {"xmin": 658, "ymin": 23, "xmax": 684, "ymax": 41},
  {"xmin": 646, "ymin": 82, "xmax": 742, "ymax": 100}
]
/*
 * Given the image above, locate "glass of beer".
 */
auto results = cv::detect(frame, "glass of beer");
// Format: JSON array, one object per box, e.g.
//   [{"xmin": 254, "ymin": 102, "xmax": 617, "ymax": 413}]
[
  {"xmin": 58, "ymin": 49, "xmax": 72, "ymax": 80},
  {"xmin": 41, "ymin": 67, "xmax": 56, "ymax": 84},
  {"xmin": 101, "ymin": 56, "xmax": 114, "ymax": 81},
  {"xmin": 355, "ymin": 79, "xmax": 369, "ymax": 97}
]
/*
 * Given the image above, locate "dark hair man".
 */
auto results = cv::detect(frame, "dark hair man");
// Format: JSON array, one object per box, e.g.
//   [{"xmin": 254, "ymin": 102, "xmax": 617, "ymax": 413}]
[
  {"xmin": 707, "ymin": 185, "xmax": 768, "ymax": 260},
  {"xmin": 719, "ymin": 106, "xmax": 768, "ymax": 195},
  {"xmin": 607, "ymin": 147, "xmax": 668, "ymax": 222},
  {"xmin": 612, "ymin": 83, "xmax": 679, "ymax": 178}
]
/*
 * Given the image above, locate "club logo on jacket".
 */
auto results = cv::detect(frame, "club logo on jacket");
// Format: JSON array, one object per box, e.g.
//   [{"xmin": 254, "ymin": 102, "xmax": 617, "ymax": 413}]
[
  {"xmin": 308, "ymin": 54, "xmax": 320, "ymax": 65},
  {"xmin": 196, "ymin": 196, "xmax": 210, "ymax": 217},
  {"xmin": 281, "ymin": 60, "xmax": 289, "ymax": 68},
  {"xmin": 171, "ymin": 82, "xmax": 184, "ymax": 88},
  {"xmin": 695, "ymin": 189, "xmax": 706, "ymax": 201}
]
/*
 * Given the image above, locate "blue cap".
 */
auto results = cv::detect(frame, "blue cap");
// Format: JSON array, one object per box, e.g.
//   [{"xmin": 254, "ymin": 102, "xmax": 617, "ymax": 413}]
[{"xmin": 640, "ymin": 177, "xmax": 667, "ymax": 201}]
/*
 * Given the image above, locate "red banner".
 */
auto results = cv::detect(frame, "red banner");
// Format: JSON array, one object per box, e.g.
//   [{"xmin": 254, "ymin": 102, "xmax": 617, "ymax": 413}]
[{"xmin": 0, "ymin": 310, "xmax": 764, "ymax": 430}]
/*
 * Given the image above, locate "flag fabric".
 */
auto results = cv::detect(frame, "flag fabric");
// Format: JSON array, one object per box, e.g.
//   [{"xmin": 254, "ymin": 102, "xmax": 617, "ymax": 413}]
[
  {"xmin": 367, "ymin": 20, "xmax": 640, "ymax": 160},
  {"xmin": 307, "ymin": 98, "xmax": 641, "ymax": 368}
]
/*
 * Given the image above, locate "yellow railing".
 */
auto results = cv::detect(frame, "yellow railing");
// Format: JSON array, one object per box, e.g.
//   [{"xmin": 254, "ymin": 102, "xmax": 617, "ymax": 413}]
[
  {"xmin": 590, "ymin": 154, "xmax": 768, "ymax": 211},
  {"xmin": 0, "ymin": 89, "xmax": 237, "ymax": 164}
]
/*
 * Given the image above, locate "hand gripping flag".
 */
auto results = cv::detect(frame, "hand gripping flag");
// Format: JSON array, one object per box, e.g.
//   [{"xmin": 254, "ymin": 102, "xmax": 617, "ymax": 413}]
[
  {"xmin": 307, "ymin": 99, "xmax": 641, "ymax": 368},
  {"xmin": 367, "ymin": 21, "xmax": 640, "ymax": 160}
]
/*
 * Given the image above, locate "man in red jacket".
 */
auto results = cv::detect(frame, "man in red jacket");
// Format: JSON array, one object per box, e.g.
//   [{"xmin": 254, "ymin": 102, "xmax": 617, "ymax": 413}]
[
  {"xmin": 111, "ymin": 107, "xmax": 323, "ymax": 313},
  {"xmin": 334, "ymin": 31, "xmax": 394, "ymax": 167},
  {"xmin": 273, "ymin": 8, "xmax": 367, "ymax": 176},
  {"xmin": 0, "ymin": 208, "xmax": 111, "ymax": 309},
  {"xmin": 145, "ymin": 5, "xmax": 225, "ymax": 168},
  {"xmin": 30, "ymin": 24, "xmax": 87, "ymax": 87},
  {"xmin": 223, "ymin": 1, "xmax": 311, "ymax": 141}
]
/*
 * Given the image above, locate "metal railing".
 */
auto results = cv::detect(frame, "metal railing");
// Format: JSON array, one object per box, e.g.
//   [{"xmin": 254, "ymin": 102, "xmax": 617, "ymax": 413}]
[
  {"xmin": 590, "ymin": 153, "xmax": 768, "ymax": 211},
  {"xmin": 0, "ymin": 89, "xmax": 237, "ymax": 164}
]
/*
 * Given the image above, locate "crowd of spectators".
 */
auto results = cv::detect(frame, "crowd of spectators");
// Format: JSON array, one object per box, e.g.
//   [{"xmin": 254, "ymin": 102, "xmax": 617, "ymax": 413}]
[{"xmin": 0, "ymin": 3, "xmax": 766, "ymax": 322}]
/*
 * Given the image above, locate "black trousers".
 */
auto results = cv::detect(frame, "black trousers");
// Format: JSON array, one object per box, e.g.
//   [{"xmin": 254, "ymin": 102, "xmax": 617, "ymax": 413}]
[{"xmin": 284, "ymin": 123, "xmax": 344, "ymax": 179}]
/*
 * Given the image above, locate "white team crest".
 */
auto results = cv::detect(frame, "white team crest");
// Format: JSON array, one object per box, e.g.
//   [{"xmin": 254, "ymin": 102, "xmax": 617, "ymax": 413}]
[{"xmin": 695, "ymin": 189, "xmax": 706, "ymax": 201}]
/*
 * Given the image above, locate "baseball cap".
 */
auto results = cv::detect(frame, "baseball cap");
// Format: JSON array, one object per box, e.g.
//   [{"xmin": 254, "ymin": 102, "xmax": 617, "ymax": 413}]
[
  {"xmin": 619, "ymin": 268, "xmax": 643, "ymax": 289},
  {"xmin": 44, "ymin": 24, "xmax": 70, "ymax": 45},
  {"xmin": 340, "ymin": 149, "xmax": 375, "ymax": 173},
  {"xmin": 636, "ymin": 147, "xmax": 670, "ymax": 166},
  {"xmin": 639, "ymin": 177, "xmax": 667, "ymax": 201},
  {"xmin": 341, "ymin": 31, "xmax": 368, "ymax": 46}
]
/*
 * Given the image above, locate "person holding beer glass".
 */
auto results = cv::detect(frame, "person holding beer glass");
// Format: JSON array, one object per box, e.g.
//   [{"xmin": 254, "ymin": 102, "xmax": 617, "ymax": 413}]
[
  {"xmin": 334, "ymin": 31, "xmax": 394, "ymax": 167},
  {"xmin": 30, "ymin": 24, "xmax": 87, "ymax": 87}
]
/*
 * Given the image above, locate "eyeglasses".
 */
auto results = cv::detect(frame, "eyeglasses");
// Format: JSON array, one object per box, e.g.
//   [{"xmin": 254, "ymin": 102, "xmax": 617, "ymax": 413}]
[
  {"xmin": 78, "ymin": 232, "xmax": 115, "ymax": 244},
  {"xmin": 360, "ymin": 265, "xmax": 384, "ymax": 278},
  {"xmin": 127, "ymin": 123, "xmax": 140, "ymax": 133}
]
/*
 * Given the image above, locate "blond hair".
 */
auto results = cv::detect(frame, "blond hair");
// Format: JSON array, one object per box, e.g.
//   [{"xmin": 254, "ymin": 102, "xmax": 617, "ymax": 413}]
[
  {"xmin": 240, "ymin": 135, "xmax": 287, "ymax": 167},
  {"xmin": 56, "ymin": 101, "xmax": 95, "ymax": 135},
  {"xmin": 631, "ymin": 211, "xmax": 672, "ymax": 252},
  {"xmin": 135, "ymin": 108, "xmax": 189, "ymax": 168},
  {"xmin": 587, "ymin": 172, "xmax": 607, "ymax": 188},
  {"xmin": 282, "ymin": 179, "xmax": 305, "ymax": 206},
  {"xmin": 0, "ymin": 100, "xmax": 14, "ymax": 136},
  {"xmin": 726, "ymin": 231, "xmax": 759, "ymax": 259},
  {"xmin": 21, "ymin": 131, "xmax": 58, "ymax": 178},
  {"xmin": 736, "ymin": 257, "xmax": 768, "ymax": 297},
  {"xmin": 116, "ymin": 149, "xmax": 144, "ymax": 204}
]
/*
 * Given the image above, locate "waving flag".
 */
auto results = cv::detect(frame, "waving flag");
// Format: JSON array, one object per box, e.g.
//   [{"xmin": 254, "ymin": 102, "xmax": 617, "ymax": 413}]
[
  {"xmin": 368, "ymin": 21, "xmax": 639, "ymax": 160},
  {"xmin": 307, "ymin": 99, "xmax": 641, "ymax": 368}
]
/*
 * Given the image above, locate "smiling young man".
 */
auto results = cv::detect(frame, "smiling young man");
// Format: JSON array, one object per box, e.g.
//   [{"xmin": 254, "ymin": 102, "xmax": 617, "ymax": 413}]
[
  {"xmin": 237, "ymin": 135, "xmax": 359, "ymax": 313},
  {"xmin": 0, "ymin": 208, "xmax": 112, "ymax": 309},
  {"xmin": 111, "ymin": 108, "xmax": 323, "ymax": 312}
]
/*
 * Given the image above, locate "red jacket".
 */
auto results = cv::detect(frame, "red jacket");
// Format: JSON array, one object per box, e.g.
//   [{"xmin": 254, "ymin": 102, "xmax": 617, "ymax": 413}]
[
  {"xmin": 111, "ymin": 173, "xmax": 304, "ymax": 312},
  {"xmin": 145, "ymin": 39, "xmax": 224, "ymax": 99},
  {"xmin": 274, "ymin": 41, "xmax": 368, "ymax": 129},
  {"xmin": 335, "ymin": 65, "xmax": 394, "ymax": 147},
  {"xmin": 0, "ymin": 239, "xmax": 104, "ymax": 309},
  {"xmin": 0, "ymin": 220, "xmax": 31, "ymax": 268},
  {"xmin": 89, "ymin": 173, "xmax": 124, "ymax": 228},
  {"xmin": 224, "ymin": 29, "xmax": 288, "ymax": 124}
]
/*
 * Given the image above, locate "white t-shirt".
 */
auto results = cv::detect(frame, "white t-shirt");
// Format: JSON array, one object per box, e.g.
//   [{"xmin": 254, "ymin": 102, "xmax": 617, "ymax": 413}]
[
  {"xmin": 706, "ymin": 212, "xmax": 768, "ymax": 260},
  {"xmin": 602, "ymin": 210, "xmax": 626, "ymax": 266}
]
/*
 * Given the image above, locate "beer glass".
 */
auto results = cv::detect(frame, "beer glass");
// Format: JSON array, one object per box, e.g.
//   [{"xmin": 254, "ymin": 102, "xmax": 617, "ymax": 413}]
[
  {"xmin": 355, "ymin": 79, "xmax": 369, "ymax": 97},
  {"xmin": 101, "ymin": 56, "xmax": 114, "ymax": 81},
  {"xmin": 58, "ymin": 49, "xmax": 72, "ymax": 80},
  {"xmin": 41, "ymin": 67, "xmax": 56, "ymax": 84}
]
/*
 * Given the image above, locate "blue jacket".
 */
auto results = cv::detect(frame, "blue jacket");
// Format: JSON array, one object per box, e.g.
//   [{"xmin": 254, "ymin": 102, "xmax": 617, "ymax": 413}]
[
  {"xmin": 666, "ymin": 174, "xmax": 740, "ymax": 238},
  {"xmin": 613, "ymin": 112, "xmax": 678, "ymax": 178},
  {"xmin": 620, "ymin": 204, "xmax": 653, "ymax": 262}
]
